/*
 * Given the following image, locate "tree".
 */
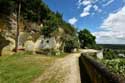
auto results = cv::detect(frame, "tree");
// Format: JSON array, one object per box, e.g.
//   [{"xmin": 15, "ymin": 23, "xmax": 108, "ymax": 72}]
[
  {"xmin": 78, "ymin": 29, "xmax": 96, "ymax": 49},
  {"xmin": 41, "ymin": 12, "xmax": 63, "ymax": 37},
  {"xmin": 14, "ymin": 0, "xmax": 22, "ymax": 52},
  {"xmin": 103, "ymin": 49, "xmax": 118, "ymax": 59},
  {"xmin": 0, "ymin": 0, "xmax": 15, "ymax": 16},
  {"xmin": 64, "ymin": 35, "xmax": 79, "ymax": 52}
]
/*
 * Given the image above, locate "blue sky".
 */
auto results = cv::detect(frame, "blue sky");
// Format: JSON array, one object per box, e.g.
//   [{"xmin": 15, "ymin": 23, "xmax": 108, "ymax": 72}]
[{"xmin": 43, "ymin": 0, "xmax": 125, "ymax": 44}]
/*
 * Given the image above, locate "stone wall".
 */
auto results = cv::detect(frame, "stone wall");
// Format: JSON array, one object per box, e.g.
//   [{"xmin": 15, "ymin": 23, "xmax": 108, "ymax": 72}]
[{"xmin": 79, "ymin": 53, "xmax": 124, "ymax": 83}]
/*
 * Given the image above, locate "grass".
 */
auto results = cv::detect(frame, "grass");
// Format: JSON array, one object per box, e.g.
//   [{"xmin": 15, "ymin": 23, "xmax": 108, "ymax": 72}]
[{"xmin": 0, "ymin": 52, "xmax": 57, "ymax": 83}]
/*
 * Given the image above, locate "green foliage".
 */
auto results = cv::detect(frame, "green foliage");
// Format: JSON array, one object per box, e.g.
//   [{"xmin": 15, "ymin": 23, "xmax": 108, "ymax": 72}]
[
  {"xmin": 41, "ymin": 12, "xmax": 62, "ymax": 37},
  {"xmin": 0, "ymin": 0, "xmax": 15, "ymax": 15},
  {"xmin": 100, "ymin": 49, "xmax": 125, "ymax": 78},
  {"xmin": 0, "ymin": 0, "xmax": 51, "ymax": 22},
  {"xmin": 21, "ymin": 0, "xmax": 50, "ymax": 22},
  {"xmin": 103, "ymin": 49, "xmax": 119, "ymax": 59},
  {"xmin": 78, "ymin": 29, "xmax": 96, "ymax": 49},
  {"xmin": 64, "ymin": 36, "xmax": 79, "ymax": 52},
  {"xmin": 41, "ymin": 26, "xmax": 57, "ymax": 37},
  {"xmin": 95, "ymin": 44, "xmax": 102, "ymax": 50},
  {"xmin": 101, "ymin": 59, "xmax": 125, "ymax": 78},
  {"xmin": 0, "ymin": 0, "xmax": 77, "ymax": 37},
  {"xmin": 61, "ymin": 22, "xmax": 77, "ymax": 36}
]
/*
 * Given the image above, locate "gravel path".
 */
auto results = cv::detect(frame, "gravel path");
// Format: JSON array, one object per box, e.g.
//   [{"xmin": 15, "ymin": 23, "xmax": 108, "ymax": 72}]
[{"xmin": 31, "ymin": 53, "xmax": 81, "ymax": 83}]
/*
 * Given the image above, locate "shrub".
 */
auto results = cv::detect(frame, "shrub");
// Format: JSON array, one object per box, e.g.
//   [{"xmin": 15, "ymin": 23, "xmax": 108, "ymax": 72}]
[
  {"xmin": 101, "ymin": 59, "xmax": 125, "ymax": 78},
  {"xmin": 78, "ymin": 29, "xmax": 96, "ymax": 49},
  {"xmin": 103, "ymin": 49, "xmax": 118, "ymax": 59},
  {"xmin": 64, "ymin": 36, "xmax": 79, "ymax": 53}
]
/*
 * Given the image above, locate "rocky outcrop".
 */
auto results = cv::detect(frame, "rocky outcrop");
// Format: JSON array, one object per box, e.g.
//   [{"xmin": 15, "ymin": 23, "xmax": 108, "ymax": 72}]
[
  {"xmin": 2, "ymin": 37, "xmax": 15, "ymax": 51},
  {"xmin": 0, "ymin": 34, "xmax": 10, "ymax": 56},
  {"xmin": 24, "ymin": 40, "xmax": 35, "ymax": 51},
  {"xmin": 0, "ymin": 13, "xmax": 64, "ymax": 55},
  {"xmin": 34, "ymin": 35, "xmax": 62, "ymax": 53}
]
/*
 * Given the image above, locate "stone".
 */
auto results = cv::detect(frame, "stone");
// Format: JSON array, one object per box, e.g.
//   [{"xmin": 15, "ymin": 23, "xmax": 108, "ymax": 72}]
[
  {"xmin": 0, "ymin": 34, "xmax": 10, "ymax": 56},
  {"xmin": 34, "ymin": 37, "xmax": 42, "ymax": 52},
  {"xmin": 34, "ymin": 35, "xmax": 62, "ymax": 53},
  {"xmin": 96, "ymin": 50, "xmax": 103, "ymax": 59},
  {"xmin": 18, "ymin": 32, "xmax": 29, "ymax": 49},
  {"xmin": 2, "ymin": 37, "xmax": 15, "ymax": 51},
  {"xmin": 24, "ymin": 40, "xmax": 35, "ymax": 51},
  {"xmin": 72, "ymin": 48, "xmax": 77, "ymax": 53}
]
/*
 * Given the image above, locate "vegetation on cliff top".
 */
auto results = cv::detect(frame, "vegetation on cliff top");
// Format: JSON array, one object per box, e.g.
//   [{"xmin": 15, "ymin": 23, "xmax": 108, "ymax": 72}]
[{"xmin": 0, "ymin": 0, "xmax": 96, "ymax": 54}]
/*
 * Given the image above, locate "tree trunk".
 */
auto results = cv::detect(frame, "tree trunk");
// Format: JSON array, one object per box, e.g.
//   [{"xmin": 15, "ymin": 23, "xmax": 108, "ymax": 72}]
[
  {"xmin": 15, "ymin": 1, "xmax": 21, "ymax": 52},
  {"xmin": 0, "ymin": 49, "xmax": 2, "ymax": 56}
]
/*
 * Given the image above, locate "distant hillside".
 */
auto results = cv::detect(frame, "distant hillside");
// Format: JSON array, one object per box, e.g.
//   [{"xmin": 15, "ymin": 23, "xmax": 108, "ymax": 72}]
[{"xmin": 97, "ymin": 44, "xmax": 125, "ymax": 49}]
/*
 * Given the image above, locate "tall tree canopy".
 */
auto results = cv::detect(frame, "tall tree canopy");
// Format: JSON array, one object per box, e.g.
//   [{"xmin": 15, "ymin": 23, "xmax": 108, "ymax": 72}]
[
  {"xmin": 0, "ymin": 0, "xmax": 15, "ymax": 16},
  {"xmin": 0, "ymin": 0, "xmax": 76, "ymax": 35},
  {"xmin": 78, "ymin": 29, "xmax": 96, "ymax": 49}
]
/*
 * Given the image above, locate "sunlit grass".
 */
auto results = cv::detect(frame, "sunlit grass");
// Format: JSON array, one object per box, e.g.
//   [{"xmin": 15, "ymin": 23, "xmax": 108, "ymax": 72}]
[{"xmin": 0, "ymin": 52, "xmax": 56, "ymax": 83}]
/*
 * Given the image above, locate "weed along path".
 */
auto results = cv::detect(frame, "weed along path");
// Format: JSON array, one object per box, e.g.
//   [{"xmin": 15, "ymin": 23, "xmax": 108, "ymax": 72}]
[{"xmin": 32, "ymin": 53, "xmax": 81, "ymax": 83}]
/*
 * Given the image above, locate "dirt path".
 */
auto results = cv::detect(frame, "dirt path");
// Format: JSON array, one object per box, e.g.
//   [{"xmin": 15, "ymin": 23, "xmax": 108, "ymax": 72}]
[{"xmin": 31, "ymin": 53, "xmax": 81, "ymax": 83}]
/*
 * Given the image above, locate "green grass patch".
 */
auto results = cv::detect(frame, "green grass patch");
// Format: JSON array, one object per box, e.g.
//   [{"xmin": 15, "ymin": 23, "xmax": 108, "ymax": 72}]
[{"xmin": 0, "ymin": 52, "xmax": 56, "ymax": 83}]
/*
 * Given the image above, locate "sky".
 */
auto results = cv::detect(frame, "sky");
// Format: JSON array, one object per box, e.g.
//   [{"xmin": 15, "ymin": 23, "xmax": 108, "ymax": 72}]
[{"xmin": 43, "ymin": 0, "xmax": 125, "ymax": 44}]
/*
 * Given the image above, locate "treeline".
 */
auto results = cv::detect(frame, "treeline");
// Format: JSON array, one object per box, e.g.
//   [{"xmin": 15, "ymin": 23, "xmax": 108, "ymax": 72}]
[
  {"xmin": 103, "ymin": 49, "xmax": 125, "ymax": 59},
  {"xmin": 98, "ymin": 44, "xmax": 125, "ymax": 50}
]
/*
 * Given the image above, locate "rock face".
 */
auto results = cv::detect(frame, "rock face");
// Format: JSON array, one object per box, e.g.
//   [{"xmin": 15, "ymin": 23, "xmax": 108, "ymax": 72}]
[
  {"xmin": 0, "ymin": 34, "xmax": 10, "ymax": 56},
  {"xmin": 24, "ymin": 40, "xmax": 35, "ymax": 51},
  {"xmin": 34, "ymin": 35, "xmax": 62, "ymax": 53},
  {"xmin": 97, "ymin": 50, "xmax": 103, "ymax": 59},
  {"xmin": 3, "ymin": 37, "xmax": 15, "ymax": 51},
  {"xmin": 0, "ymin": 13, "xmax": 63, "ymax": 54},
  {"xmin": 0, "ymin": 13, "xmax": 41, "ymax": 52},
  {"xmin": 18, "ymin": 32, "xmax": 29, "ymax": 49}
]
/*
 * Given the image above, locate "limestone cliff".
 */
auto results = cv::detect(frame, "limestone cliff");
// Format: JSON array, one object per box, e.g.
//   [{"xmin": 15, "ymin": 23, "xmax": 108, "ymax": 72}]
[{"xmin": 0, "ymin": 13, "xmax": 64, "ymax": 54}]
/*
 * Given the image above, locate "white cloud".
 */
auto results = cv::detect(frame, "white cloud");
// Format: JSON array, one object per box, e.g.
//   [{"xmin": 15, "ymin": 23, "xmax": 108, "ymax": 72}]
[
  {"xmin": 78, "ymin": 0, "xmax": 93, "ymax": 8},
  {"xmin": 93, "ymin": 5, "xmax": 98, "ymax": 11},
  {"xmin": 80, "ymin": 4, "xmax": 92, "ymax": 17},
  {"xmin": 80, "ymin": 12, "xmax": 90, "ymax": 17},
  {"xmin": 84, "ymin": 4, "xmax": 92, "ymax": 12},
  {"xmin": 78, "ymin": 1, "xmax": 102, "ymax": 17},
  {"xmin": 103, "ymin": 0, "xmax": 114, "ymax": 6},
  {"xmin": 93, "ymin": 6, "xmax": 125, "ymax": 44},
  {"xmin": 101, "ymin": 7, "xmax": 125, "ymax": 31},
  {"xmin": 81, "ymin": 1, "xmax": 91, "ymax": 6},
  {"xmin": 68, "ymin": 17, "xmax": 78, "ymax": 25},
  {"xmin": 93, "ymin": 5, "xmax": 102, "ymax": 13}
]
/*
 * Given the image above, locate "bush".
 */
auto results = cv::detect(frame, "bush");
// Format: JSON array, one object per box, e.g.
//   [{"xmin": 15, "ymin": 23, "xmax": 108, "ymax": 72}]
[
  {"xmin": 64, "ymin": 40, "xmax": 74, "ymax": 52},
  {"xmin": 101, "ymin": 59, "xmax": 125, "ymax": 78},
  {"xmin": 78, "ymin": 29, "xmax": 96, "ymax": 49},
  {"xmin": 49, "ymin": 50, "xmax": 61, "ymax": 56},
  {"xmin": 103, "ymin": 49, "xmax": 120, "ymax": 59},
  {"xmin": 64, "ymin": 36, "xmax": 79, "ymax": 53}
]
